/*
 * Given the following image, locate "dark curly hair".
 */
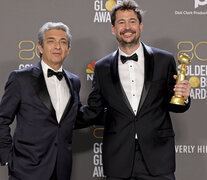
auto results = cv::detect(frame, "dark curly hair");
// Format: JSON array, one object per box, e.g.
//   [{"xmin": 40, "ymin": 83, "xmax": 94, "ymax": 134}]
[{"xmin": 111, "ymin": 0, "xmax": 143, "ymax": 26}]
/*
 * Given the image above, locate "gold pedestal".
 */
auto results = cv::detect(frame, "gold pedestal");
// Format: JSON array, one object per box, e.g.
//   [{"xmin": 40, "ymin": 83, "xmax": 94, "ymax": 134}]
[{"xmin": 170, "ymin": 95, "xmax": 185, "ymax": 106}]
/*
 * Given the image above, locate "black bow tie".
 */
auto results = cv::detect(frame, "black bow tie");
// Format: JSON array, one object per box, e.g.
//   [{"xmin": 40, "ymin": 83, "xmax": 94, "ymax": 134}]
[
  {"xmin": 120, "ymin": 53, "xmax": 138, "ymax": 64},
  {"xmin": 47, "ymin": 69, "xmax": 64, "ymax": 81}
]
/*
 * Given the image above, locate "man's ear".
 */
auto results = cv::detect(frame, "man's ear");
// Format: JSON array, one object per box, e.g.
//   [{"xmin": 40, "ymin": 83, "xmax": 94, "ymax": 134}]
[
  {"xmin": 140, "ymin": 23, "xmax": 143, "ymax": 33},
  {"xmin": 67, "ymin": 46, "xmax": 71, "ymax": 55},
  {"xmin": 37, "ymin": 44, "xmax": 43, "ymax": 54},
  {"xmin": 111, "ymin": 25, "xmax": 116, "ymax": 35}
]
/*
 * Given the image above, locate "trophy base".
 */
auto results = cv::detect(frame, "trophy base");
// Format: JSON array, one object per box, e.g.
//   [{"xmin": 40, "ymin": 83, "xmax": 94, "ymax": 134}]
[{"xmin": 170, "ymin": 96, "xmax": 185, "ymax": 106}]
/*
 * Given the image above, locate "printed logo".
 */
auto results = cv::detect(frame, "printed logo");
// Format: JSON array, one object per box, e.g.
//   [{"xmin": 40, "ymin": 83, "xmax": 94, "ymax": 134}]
[
  {"xmin": 174, "ymin": 0, "xmax": 207, "ymax": 15},
  {"xmin": 18, "ymin": 40, "xmax": 39, "ymax": 69},
  {"xmin": 86, "ymin": 61, "xmax": 96, "ymax": 80},
  {"xmin": 189, "ymin": 76, "xmax": 200, "ymax": 87},
  {"xmin": 177, "ymin": 41, "xmax": 207, "ymax": 100},
  {"xmin": 195, "ymin": 0, "xmax": 207, "ymax": 8},
  {"xmin": 93, "ymin": 142, "xmax": 105, "ymax": 177},
  {"xmin": 93, "ymin": 127, "xmax": 104, "ymax": 177},
  {"xmin": 93, "ymin": 0, "xmax": 122, "ymax": 23}
]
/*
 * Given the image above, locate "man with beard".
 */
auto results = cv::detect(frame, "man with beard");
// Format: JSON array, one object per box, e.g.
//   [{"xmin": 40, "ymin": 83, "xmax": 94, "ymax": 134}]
[{"xmin": 77, "ymin": 0, "xmax": 191, "ymax": 179}]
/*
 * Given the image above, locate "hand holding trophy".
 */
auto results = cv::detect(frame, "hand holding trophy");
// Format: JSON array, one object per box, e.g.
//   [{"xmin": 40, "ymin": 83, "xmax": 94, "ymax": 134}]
[{"xmin": 170, "ymin": 53, "xmax": 191, "ymax": 106}]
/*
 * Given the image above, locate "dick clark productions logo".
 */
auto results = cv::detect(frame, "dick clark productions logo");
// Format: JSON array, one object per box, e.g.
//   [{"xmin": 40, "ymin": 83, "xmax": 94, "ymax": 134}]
[{"xmin": 195, "ymin": 0, "xmax": 207, "ymax": 8}]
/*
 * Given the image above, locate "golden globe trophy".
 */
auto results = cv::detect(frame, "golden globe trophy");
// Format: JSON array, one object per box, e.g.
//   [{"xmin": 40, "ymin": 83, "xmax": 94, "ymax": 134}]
[{"xmin": 170, "ymin": 53, "xmax": 191, "ymax": 106}]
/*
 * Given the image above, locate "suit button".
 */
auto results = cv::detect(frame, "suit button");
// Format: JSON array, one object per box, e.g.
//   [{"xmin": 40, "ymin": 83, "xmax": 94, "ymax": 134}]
[
  {"xmin": 58, "ymin": 124, "xmax": 61, "ymax": 128},
  {"xmin": 54, "ymin": 142, "xmax": 58, "ymax": 146}
]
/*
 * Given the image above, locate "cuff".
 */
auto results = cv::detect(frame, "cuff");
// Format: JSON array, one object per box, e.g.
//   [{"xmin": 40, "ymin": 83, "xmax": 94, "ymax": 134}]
[
  {"xmin": 184, "ymin": 98, "xmax": 189, "ymax": 104},
  {"xmin": 0, "ymin": 162, "xmax": 8, "ymax": 166}
]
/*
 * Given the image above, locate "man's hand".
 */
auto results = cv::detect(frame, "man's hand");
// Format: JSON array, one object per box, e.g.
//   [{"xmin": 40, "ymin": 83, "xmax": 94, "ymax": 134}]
[{"xmin": 173, "ymin": 75, "xmax": 191, "ymax": 100}]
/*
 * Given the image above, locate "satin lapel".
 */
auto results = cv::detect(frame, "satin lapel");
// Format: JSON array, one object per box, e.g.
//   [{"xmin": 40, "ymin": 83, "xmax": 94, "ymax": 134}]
[
  {"xmin": 59, "ymin": 70, "xmax": 74, "ymax": 122},
  {"xmin": 31, "ymin": 62, "xmax": 55, "ymax": 116},
  {"xmin": 138, "ymin": 43, "xmax": 154, "ymax": 112},
  {"xmin": 110, "ymin": 50, "xmax": 134, "ymax": 114}
]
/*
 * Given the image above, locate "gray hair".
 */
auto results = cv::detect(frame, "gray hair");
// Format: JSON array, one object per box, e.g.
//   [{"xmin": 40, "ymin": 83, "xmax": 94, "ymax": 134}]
[{"xmin": 38, "ymin": 22, "xmax": 72, "ymax": 48}]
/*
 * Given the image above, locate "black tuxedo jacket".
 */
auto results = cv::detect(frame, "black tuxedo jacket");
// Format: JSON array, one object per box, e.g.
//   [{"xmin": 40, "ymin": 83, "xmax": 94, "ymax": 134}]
[
  {"xmin": 0, "ymin": 62, "xmax": 81, "ymax": 180},
  {"xmin": 77, "ymin": 43, "xmax": 190, "ymax": 178}
]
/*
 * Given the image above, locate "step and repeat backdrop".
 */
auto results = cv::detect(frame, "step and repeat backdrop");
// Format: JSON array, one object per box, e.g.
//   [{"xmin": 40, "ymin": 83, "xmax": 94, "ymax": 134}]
[{"xmin": 0, "ymin": 0, "xmax": 207, "ymax": 179}]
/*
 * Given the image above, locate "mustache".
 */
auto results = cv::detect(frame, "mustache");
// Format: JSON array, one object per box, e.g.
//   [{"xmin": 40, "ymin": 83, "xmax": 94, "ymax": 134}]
[{"xmin": 120, "ymin": 29, "xmax": 136, "ymax": 35}]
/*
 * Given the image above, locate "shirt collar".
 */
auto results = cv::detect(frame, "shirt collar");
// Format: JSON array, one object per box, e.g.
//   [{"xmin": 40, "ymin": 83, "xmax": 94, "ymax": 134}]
[
  {"xmin": 119, "ymin": 43, "xmax": 143, "ymax": 58},
  {"xmin": 41, "ymin": 60, "xmax": 63, "ymax": 76}
]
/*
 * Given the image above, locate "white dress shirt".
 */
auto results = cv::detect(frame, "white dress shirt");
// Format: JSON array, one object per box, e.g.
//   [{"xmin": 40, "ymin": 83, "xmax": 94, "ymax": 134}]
[
  {"xmin": 118, "ymin": 44, "xmax": 145, "ymax": 139},
  {"xmin": 118, "ymin": 43, "xmax": 145, "ymax": 115},
  {"xmin": 41, "ymin": 60, "xmax": 70, "ymax": 123}
]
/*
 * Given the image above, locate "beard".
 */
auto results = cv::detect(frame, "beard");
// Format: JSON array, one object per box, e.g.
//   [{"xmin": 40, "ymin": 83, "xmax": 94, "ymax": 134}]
[{"xmin": 116, "ymin": 29, "xmax": 140, "ymax": 48}]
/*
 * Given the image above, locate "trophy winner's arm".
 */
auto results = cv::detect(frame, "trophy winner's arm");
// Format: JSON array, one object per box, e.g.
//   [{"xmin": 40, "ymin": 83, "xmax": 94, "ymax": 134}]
[
  {"xmin": 167, "ymin": 56, "xmax": 191, "ymax": 113},
  {"xmin": 173, "ymin": 76, "xmax": 191, "ymax": 100}
]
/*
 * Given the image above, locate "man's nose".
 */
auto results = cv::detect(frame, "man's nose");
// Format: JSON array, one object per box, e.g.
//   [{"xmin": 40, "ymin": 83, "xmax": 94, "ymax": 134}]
[
  {"xmin": 54, "ymin": 41, "xmax": 61, "ymax": 49},
  {"xmin": 124, "ymin": 22, "xmax": 131, "ymax": 29}
]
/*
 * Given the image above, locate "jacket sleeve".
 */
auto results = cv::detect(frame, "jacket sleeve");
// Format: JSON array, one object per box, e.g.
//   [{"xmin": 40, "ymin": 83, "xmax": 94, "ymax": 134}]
[
  {"xmin": 167, "ymin": 55, "xmax": 191, "ymax": 113},
  {"xmin": 0, "ymin": 71, "xmax": 21, "ymax": 165},
  {"xmin": 75, "ymin": 64, "xmax": 106, "ymax": 129}
]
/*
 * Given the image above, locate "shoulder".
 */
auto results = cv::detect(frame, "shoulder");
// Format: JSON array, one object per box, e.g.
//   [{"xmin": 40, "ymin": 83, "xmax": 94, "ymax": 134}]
[
  {"xmin": 8, "ymin": 64, "xmax": 38, "ymax": 80},
  {"xmin": 64, "ymin": 69, "xmax": 81, "ymax": 89},
  {"xmin": 5, "ymin": 65, "xmax": 37, "ymax": 90},
  {"xmin": 14, "ymin": 65, "xmax": 35, "ymax": 73},
  {"xmin": 143, "ymin": 43, "xmax": 175, "ymax": 65},
  {"xmin": 152, "ymin": 47, "xmax": 174, "ymax": 58},
  {"xmin": 95, "ymin": 50, "xmax": 118, "ymax": 67},
  {"xmin": 64, "ymin": 70, "xmax": 80, "ymax": 81},
  {"xmin": 144, "ymin": 43, "xmax": 174, "ymax": 58}
]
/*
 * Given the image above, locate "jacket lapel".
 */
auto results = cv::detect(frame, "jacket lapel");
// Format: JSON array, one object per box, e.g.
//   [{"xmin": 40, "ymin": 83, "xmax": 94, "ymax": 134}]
[
  {"xmin": 31, "ymin": 62, "xmax": 56, "ymax": 116},
  {"xmin": 59, "ymin": 70, "xmax": 74, "ymax": 122},
  {"xmin": 110, "ymin": 50, "xmax": 135, "ymax": 114},
  {"xmin": 110, "ymin": 43, "xmax": 154, "ymax": 114},
  {"xmin": 137, "ymin": 43, "xmax": 154, "ymax": 112}
]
